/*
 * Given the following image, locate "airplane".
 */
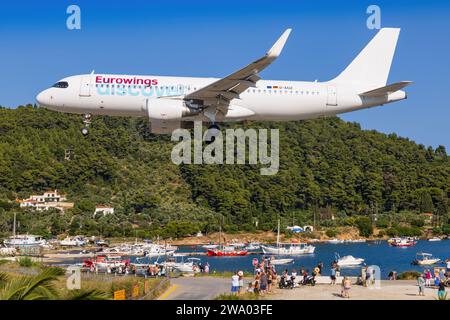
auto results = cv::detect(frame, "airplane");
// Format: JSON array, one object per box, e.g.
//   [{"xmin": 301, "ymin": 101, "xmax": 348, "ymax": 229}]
[{"xmin": 36, "ymin": 28, "xmax": 411, "ymax": 136}]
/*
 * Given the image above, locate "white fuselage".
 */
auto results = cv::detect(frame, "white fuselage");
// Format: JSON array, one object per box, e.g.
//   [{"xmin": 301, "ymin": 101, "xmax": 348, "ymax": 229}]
[{"xmin": 36, "ymin": 74, "xmax": 406, "ymax": 122}]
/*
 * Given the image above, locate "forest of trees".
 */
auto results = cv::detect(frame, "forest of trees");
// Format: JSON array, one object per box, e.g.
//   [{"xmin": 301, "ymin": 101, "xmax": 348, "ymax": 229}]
[{"xmin": 0, "ymin": 105, "xmax": 448, "ymax": 238}]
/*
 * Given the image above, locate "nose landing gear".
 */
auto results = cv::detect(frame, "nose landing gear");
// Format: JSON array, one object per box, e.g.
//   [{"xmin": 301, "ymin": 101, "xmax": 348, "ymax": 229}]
[{"xmin": 81, "ymin": 114, "xmax": 92, "ymax": 136}]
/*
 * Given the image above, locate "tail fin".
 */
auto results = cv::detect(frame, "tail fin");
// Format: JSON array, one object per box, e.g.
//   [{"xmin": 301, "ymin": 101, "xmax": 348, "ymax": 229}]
[{"xmin": 331, "ymin": 28, "xmax": 400, "ymax": 91}]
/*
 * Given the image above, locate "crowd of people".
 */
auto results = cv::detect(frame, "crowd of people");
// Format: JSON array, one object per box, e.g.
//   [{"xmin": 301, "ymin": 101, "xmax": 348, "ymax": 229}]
[
  {"xmin": 229, "ymin": 257, "xmax": 449, "ymax": 299},
  {"xmin": 230, "ymin": 257, "xmax": 330, "ymax": 296},
  {"xmin": 417, "ymin": 267, "xmax": 448, "ymax": 298}
]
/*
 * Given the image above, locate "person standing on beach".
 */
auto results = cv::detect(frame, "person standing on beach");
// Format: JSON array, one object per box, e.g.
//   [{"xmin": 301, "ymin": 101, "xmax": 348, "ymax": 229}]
[
  {"xmin": 365, "ymin": 268, "xmax": 372, "ymax": 287},
  {"xmin": 231, "ymin": 272, "xmax": 240, "ymax": 295},
  {"xmin": 318, "ymin": 262, "xmax": 324, "ymax": 274},
  {"xmin": 260, "ymin": 271, "xmax": 268, "ymax": 294},
  {"xmin": 238, "ymin": 270, "xmax": 244, "ymax": 294},
  {"xmin": 437, "ymin": 279, "xmax": 446, "ymax": 299},
  {"xmin": 341, "ymin": 277, "xmax": 351, "ymax": 298},
  {"xmin": 417, "ymin": 274, "xmax": 426, "ymax": 296},
  {"xmin": 254, "ymin": 271, "xmax": 261, "ymax": 295},
  {"xmin": 330, "ymin": 265, "xmax": 337, "ymax": 285},
  {"xmin": 425, "ymin": 269, "xmax": 432, "ymax": 287},
  {"xmin": 267, "ymin": 269, "xmax": 273, "ymax": 292}
]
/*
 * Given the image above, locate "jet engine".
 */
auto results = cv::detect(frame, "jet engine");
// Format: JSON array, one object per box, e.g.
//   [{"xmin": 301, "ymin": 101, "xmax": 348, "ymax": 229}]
[{"xmin": 144, "ymin": 98, "xmax": 199, "ymax": 134}]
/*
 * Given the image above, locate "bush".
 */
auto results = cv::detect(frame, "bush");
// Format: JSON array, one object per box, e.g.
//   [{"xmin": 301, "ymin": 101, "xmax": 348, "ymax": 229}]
[
  {"xmin": 442, "ymin": 224, "xmax": 450, "ymax": 235},
  {"xmin": 410, "ymin": 218, "xmax": 425, "ymax": 228},
  {"xmin": 398, "ymin": 271, "xmax": 421, "ymax": 280},
  {"xmin": 377, "ymin": 230, "xmax": 386, "ymax": 238},
  {"xmin": 214, "ymin": 293, "xmax": 260, "ymax": 300},
  {"xmin": 325, "ymin": 229, "xmax": 338, "ymax": 238},
  {"xmin": 375, "ymin": 218, "xmax": 389, "ymax": 229},
  {"xmin": 387, "ymin": 226, "xmax": 422, "ymax": 237},
  {"xmin": 16, "ymin": 257, "xmax": 34, "ymax": 268},
  {"xmin": 355, "ymin": 217, "xmax": 373, "ymax": 237}
]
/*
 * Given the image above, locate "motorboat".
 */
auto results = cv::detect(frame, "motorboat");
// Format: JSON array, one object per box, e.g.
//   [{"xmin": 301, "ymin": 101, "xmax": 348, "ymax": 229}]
[
  {"xmin": 327, "ymin": 238, "xmax": 345, "ymax": 244},
  {"xmin": 269, "ymin": 258, "xmax": 294, "ymax": 265},
  {"xmin": 345, "ymin": 239, "xmax": 366, "ymax": 243},
  {"xmin": 59, "ymin": 236, "xmax": 86, "ymax": 247},
  {"xmin": 412, "ymin": 252, "xmax": 441, "ymax": 265},
  {"xmin": 83, "ymin": 255, "xmax": 130, "ymax": 270},
  {"xmin": 245, "ymin": 242, "xmax": 261, "ymax": 251},
  {"xmin": 228, "ymin": 241, "xmax": 246, "ymax": 249},
  {"xmin": 202, "ymin": 243, "xmax": 219, "ymax": 250},
  {"xmin": 335, "ymin": 253, "xmax": 365, "ymax": 267},
  {"xmin": 428, "ymin": 237, "xmax": 442, "ymax": 242},
  {"xmin": 389, "ymin": 237, "xmax": 416, "ymax": 247},
  {"xmin": 143, "ymin": 243, "xmax": 176, "ymax": 257},
  {"xmin": 3, "ymin": 234, "xmax": 48, "ymax": 248},
  {"xmin": 172, "ymin": 257, "xmax": 202, "ymax": 273},
  {"xmin": 95, "ymin": 239, "xmax": 109, "ymax": 247}
]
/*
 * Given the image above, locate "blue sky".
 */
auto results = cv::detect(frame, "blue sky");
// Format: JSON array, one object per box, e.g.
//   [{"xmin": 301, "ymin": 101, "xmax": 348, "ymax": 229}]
[{"xmin": 1, "ymin": 0, "xmax": 449, "ymax": 148}]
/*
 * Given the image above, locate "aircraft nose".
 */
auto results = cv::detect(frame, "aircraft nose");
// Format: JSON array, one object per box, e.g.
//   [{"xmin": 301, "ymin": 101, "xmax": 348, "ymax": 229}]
[{"xmin": 36, "ymin": 90, "xmax": 49, "ymax": 107}]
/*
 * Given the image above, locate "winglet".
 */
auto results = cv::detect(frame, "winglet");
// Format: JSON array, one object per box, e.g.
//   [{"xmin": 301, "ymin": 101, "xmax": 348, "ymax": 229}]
[{"xmin": 267, "ymin": 28, "xmax": 292, "ymax": 58}]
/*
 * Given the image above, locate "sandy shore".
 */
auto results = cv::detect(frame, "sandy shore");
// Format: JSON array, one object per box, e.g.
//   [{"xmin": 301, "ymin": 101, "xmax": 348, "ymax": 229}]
[{"xmin": 270, "ymin": 280, "xmax": 438, "ymax": 300}]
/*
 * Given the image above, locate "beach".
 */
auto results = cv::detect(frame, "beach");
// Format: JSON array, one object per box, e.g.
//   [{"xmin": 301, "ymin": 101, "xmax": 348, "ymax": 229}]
[
  {"xmin": 270, "ymin": 280, "xmax": 436, "ymax": 300},
  {"xmin": 157, "ymin": 276, "xmax": 438, "ymax": 300}
]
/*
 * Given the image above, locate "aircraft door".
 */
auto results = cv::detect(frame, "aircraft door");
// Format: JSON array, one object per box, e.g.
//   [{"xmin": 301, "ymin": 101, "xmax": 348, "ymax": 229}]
[
  {"xmin": 79, "ymin": 76, "xmax": 92, "ymax": 97},
  {"xmin": 326, "ymin": 86, "xmax": 337, "ymax": 106}
]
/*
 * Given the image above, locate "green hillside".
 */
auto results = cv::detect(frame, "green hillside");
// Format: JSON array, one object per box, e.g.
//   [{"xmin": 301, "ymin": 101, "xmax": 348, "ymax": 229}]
[{"xmin": 0, "ymin": 105, "xmax": 448, "ymax": 238}]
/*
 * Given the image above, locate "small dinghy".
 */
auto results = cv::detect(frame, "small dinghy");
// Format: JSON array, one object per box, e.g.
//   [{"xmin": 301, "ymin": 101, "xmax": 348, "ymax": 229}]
[{"xmin": 270, "ymin": 258, "xmax": 294, "ymax": 265}]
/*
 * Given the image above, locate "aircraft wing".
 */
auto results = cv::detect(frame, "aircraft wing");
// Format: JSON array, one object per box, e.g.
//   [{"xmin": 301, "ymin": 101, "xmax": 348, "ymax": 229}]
[
  {"xmin": 359, "ymin": 81, "xmax": 413, "ymax": 97},
  {"xmin": 184, "ymin": 29, "xmax": 292, "ymax": 110}
]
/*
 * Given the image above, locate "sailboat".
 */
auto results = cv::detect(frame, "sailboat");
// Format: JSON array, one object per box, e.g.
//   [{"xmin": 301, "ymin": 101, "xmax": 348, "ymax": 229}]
[
  {"xmin": 206, "ymin": 220, "xmax": 248, "ymax": 256},
  {"xmin": 261, "ymin": 220, "xmax": 315, "ymax": 255}
]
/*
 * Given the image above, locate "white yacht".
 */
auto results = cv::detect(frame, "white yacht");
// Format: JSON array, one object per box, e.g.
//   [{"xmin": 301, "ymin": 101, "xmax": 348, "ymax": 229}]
[
  {"xmin": 262, "ymin": 242, "xmax": 315, "ymax": 255},
  {"xmin": 59, "ymin": 236, "xmax": 86, "ymax": 247},
  {"xmin": 4, "ymin": 234, "xmax": 48, "ymax": 248},
  {"xmin": 143, "ymin": 243, "xmax": 175, "ymax": 257},
  {"xmin": 335, "ymin": 253, "xmax": 365, "ymax": 267}
]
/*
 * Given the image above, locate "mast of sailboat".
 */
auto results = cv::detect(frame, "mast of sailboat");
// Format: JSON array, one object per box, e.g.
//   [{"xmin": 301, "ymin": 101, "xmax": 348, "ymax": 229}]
[
  {"xmin": 219, "ymin": 215, "xmax": 223, "ymax": 249},
  {"xmin": 276, "ymin": 219, "xmax": 280, "ymax": 254},
  {"xmin": 13, "ymin": 212, "xmax": 16, "ymax": 237}
]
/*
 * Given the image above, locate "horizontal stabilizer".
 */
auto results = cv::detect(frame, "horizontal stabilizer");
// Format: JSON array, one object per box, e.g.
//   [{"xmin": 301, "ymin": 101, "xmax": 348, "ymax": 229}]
[{"xmin": 359, "ymin": 81, "xmax": 413, "ymax": 97}]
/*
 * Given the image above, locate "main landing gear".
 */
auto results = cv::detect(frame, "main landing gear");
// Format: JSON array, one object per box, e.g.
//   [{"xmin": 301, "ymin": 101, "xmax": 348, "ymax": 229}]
[{"xmin": 81, "ymin": 114, "xmax": 92, "ymax": 136}]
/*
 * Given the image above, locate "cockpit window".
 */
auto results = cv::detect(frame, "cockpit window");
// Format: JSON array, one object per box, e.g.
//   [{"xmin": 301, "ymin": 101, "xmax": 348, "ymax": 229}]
[{"xmin": 53, "ymin": 81, "xmax": 69, "ymax": 88}]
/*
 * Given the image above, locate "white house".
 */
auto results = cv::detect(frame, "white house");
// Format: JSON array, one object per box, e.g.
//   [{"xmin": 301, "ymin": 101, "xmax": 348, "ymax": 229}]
[
  {"xmin": 18, "ymin": 190, "xmax": 73, "ymax": 212},
  {"xmin": 93, "ymin": 205, "xmax": 115, "ymax": 217}
]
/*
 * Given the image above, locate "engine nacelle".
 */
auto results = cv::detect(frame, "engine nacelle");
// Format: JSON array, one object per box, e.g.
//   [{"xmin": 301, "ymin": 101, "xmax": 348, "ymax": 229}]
[
  {"xmin": 144, "ymin": 98, "xmax": 199, "ymax": 134},
  {"xmin": 145, "ymin": 98, "xmax": 195, "ymax": 121}
]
